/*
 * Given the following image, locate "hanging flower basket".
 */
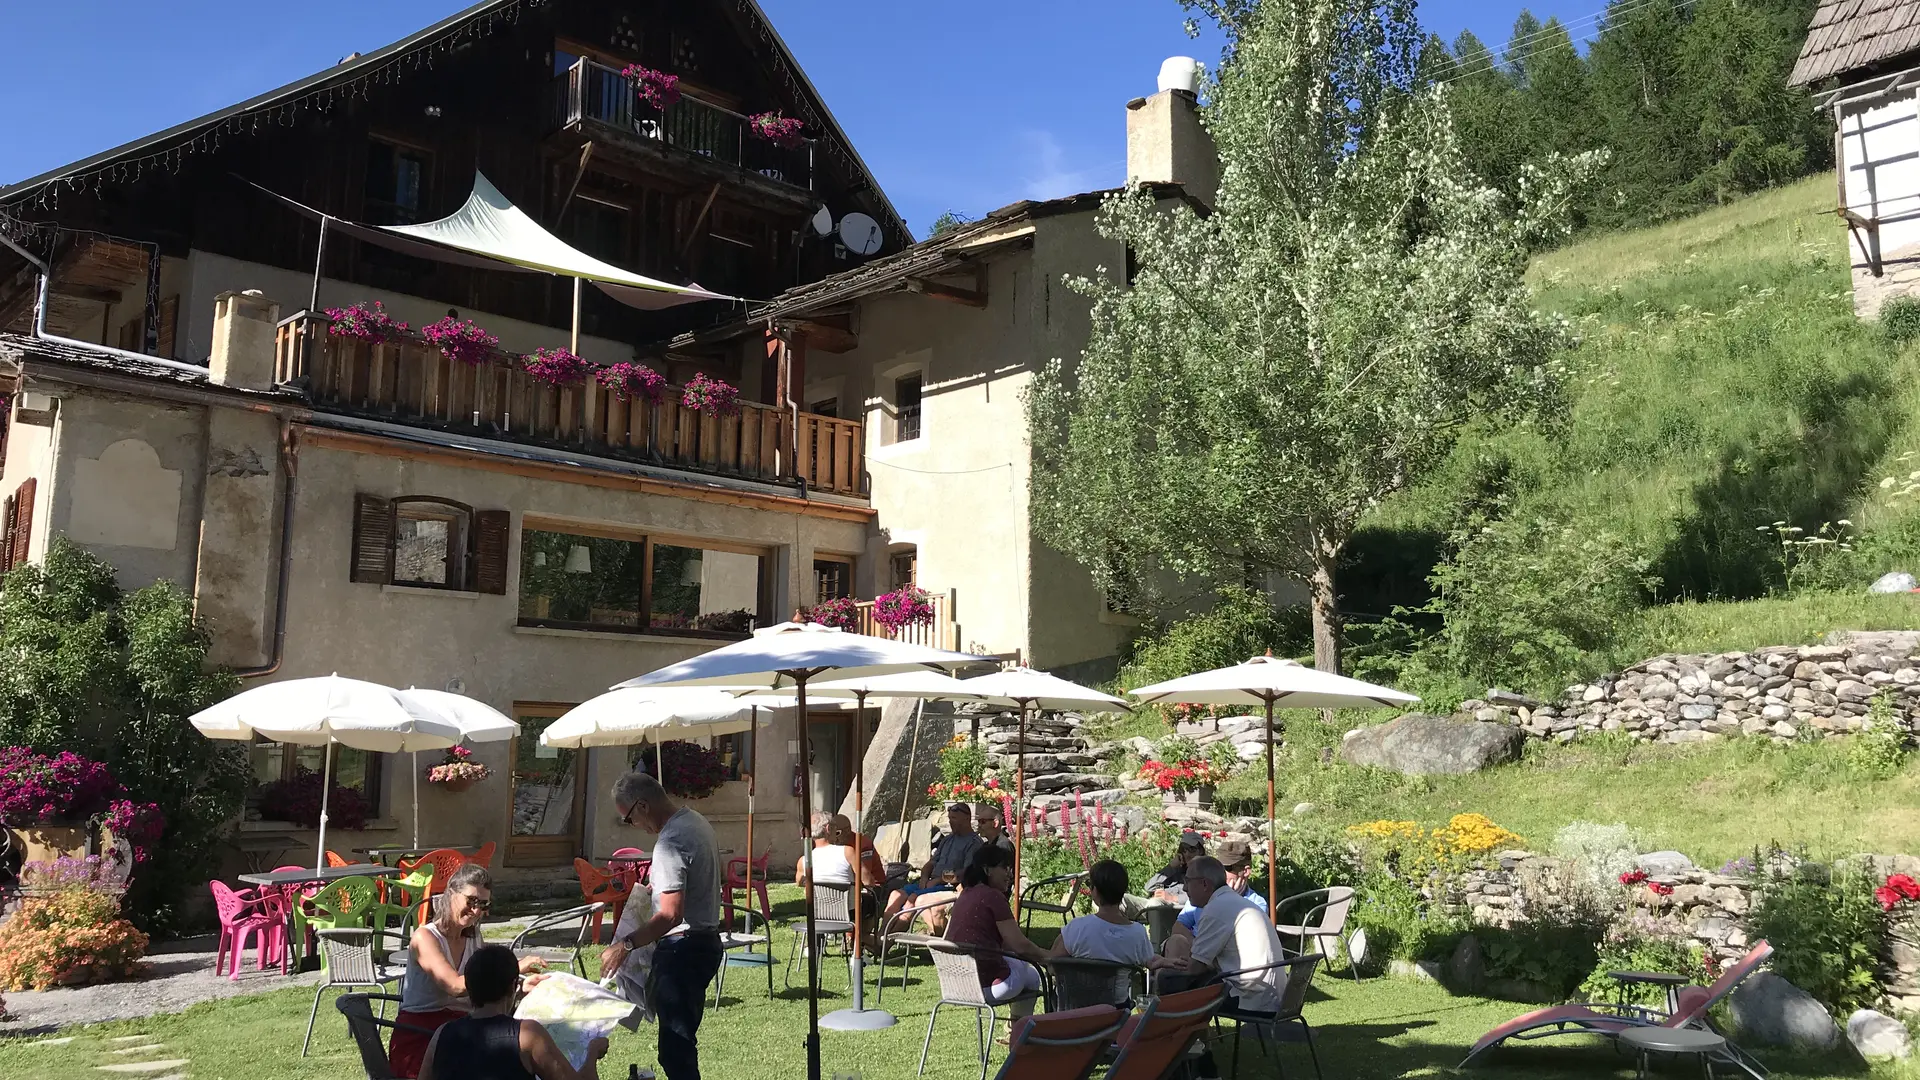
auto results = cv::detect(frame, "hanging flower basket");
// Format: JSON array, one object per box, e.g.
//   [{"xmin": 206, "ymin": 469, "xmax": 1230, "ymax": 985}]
[
  {"xmin": 872, "ymin": 586, "xmax": 935, "ymax": 635},
  {"xmin": 747, "ymin": 111, "xmax": 806, "ymax": 149},
  {"xmin": 422, "ymin": 316, "xmax": 498, "ymax": 367},
  {"xmin": 426, "ymin": 745, "xmax": 491, "ymax": 791},
  {"xmin": 621, "ymin": 65, "xmax": 682, "ymax": 112},
  {"xmin": 324, "ymin": 301, "xmax": 408, "ymax": 344},
  {"xmin": 597, "ymin": 361, "xmax": 667, "ymax": 403},
  {"xmin": 522, "ymin": 347, "xmax": 595, "ymax": 387},
  {"xmin": 681, "ymin": 373, "xmax": 739, "ymax": 416}
]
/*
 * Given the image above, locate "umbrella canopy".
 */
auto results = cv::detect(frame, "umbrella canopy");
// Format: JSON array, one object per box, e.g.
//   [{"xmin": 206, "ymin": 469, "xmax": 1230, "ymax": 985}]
[
  {"xmin": 616, "ymin": 622, "xmax": 989, "ymax": 691},
  {"xmin": 191, "ymin": 675, "xmax": 461, "ymax": 752},
  {"xmin": 762, "ymin": 669, "xmax": 1011, "ymax": 702},
  {"xmin": 956, "ymin": 667, "xmax": 1129, "ymax": 711},
  {"xmin": 396, "ymin": 689, "xmax": 521, "ymax": 742},
  {"xmin": 541, "ymin": 688, "xmax": 795, "ymax": 749},
  {"xmin": 1127, "ymin": 655, "xmax": 1419, "ymax": 709}
]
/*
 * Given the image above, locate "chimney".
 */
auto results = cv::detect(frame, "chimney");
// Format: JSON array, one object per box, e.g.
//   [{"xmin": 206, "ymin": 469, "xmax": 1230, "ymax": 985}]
[
  {"xmin": 1126, "ymin": 57, "xmax": 1218, "ymax": 208},
  {"xmin": 208, "ymin": 289, "xmax": 281, "ymax": 391}
]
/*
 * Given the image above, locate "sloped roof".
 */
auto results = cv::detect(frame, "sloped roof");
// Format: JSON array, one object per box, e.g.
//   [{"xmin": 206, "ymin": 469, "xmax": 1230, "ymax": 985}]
[{"xmin": 1789, "ymin": 0, "xmax": 1920, "ymax": 86}]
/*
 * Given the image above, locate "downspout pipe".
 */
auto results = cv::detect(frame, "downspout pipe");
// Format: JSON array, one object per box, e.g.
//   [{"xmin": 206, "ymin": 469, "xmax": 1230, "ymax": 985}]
[{"xmin": 233, "ymin": 422, "xmax": 299, "ymax": 679}]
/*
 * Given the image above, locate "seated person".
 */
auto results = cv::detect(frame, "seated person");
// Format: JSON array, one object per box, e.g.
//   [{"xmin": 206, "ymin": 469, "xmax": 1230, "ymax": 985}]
[
  {"xmin": 418, "ymin": 943, "xmax": 608, "ymax": 1080},
  {"xmin": 1174, "ymin": 838, "xmax": 1267, "ymax": 933},
  {"xmin": 392, "ymin": 865, "xmax": 546, "ymax": 1078},
  {"xmin": 944, "ymin": 844, "xmax": 1051, "ymax": 1015},
  {"xmin": 883, "ymin": 802, "xmax": 982, "ymax": 922},
  {"xmin": 975, "ymin": 804, "xmax": 1016, "ymax": 856},
  {"xmin": 1121, "ymin": 830, "xmax": 1207, "ymax": 924},
  {"xmin": 1167, "ymin": 856, "xmax": 1290, "ymax": 1080},
  {"xmin": 1050, "ymin": 859, "xmax": 1167, "ymax": 970}
]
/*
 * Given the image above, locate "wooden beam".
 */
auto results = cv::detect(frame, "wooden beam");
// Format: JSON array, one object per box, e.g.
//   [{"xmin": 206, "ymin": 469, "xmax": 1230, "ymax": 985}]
[
  {"xmin": 553, "ymin": 143, "xmax": 596, "ymax": 228},
  {"xmin": 55, "ymin": 284, "xmax": 124, "ymax": 305},
  {"xmin": 795, "ymin": 319, "xmax": 857, "ymax": 353},
  {"xmin": 678, "ymin": 183, "xmax": 723, "ymax": 259},
  {"xmin": 904, "ymin": 265, "xmax": 987, "ymax": 308}
]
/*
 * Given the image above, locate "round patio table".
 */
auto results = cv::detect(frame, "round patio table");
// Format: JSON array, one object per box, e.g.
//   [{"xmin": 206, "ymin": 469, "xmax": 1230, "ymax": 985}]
[{"xmin": 1619, "ymin": 1026, "xmax": 1726, "ymax": 1079}]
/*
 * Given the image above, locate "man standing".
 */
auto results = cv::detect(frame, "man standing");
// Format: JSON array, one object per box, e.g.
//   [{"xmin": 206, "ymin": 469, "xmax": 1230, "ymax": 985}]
[{"xmin": 600, "ymin": 772, "xmax": 721, "ymax": 1080}]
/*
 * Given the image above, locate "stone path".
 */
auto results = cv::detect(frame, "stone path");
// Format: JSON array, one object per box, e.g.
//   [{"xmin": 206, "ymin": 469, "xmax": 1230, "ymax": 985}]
[
  {"xmin": 0, "ymin": 935, "xmax": 323, "ymax": 1036},
  {"xmin": 13, "ymin": 1031, "xmax": 188, "ymax": 1078}
]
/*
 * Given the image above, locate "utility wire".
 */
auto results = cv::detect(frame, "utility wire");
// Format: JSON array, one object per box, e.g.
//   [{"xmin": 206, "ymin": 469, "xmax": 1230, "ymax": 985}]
[{"xmin": 1431, "ymin": 0, "xmax": 1699, "ymax": 88}]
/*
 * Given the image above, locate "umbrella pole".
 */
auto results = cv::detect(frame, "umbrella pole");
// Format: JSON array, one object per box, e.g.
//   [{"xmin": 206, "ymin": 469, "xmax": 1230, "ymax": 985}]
[
  {"xmin": 1265, "ymin": 696, "xmax": 1277, "ymax": 920},
  {"xmin": 570, "ymin": 276, "xmax": 582, "ymax": 355},
  {"xmin": 411, "ymin": 750, "xmax": 420, "ymax": 850},
  {"xmin": 656, "ymin": 738, "xmax": 663, "ymax": 780},
  {"xmin": 794, "ymin": 672, "xmax": 822, "ymax": 1080},
  {"xmin": 821, "ymin": 691, "xmax": 895, "ymax": 1031},
  {"xmin": 316, "ymin": 742, "xmax": 335, "ymax": 873},
  {"xmin": 1014, "ymin": 700, "xmax": 1028, "ymax": 918},
  {"xmin": 745, "ymin": 707, "xmax": 757, "ymax": 917}
]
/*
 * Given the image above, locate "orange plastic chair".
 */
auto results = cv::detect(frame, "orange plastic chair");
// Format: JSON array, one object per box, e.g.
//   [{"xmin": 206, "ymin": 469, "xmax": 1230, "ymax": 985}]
[
  {"xmin": 324, "ymin": 850, "xmax": 350, "ymax": 868},
  {"xmin": 1105, "ymin": 983, "xmax": 1227, "ymax": 1080},
  {"xmin": 992, "ymin": 1005, "xmax": 1126, "ymax": 1080},
  {"xmin": 469, "ymin": 840, "xmax": 496, "ymax": 869},
  {"xmin": 395, "ymin": 848, "xmax": 470, "ymax": 928},
  {"xmin": 573, "ymin": 858, "xmax": 630, "ymax": 943}
]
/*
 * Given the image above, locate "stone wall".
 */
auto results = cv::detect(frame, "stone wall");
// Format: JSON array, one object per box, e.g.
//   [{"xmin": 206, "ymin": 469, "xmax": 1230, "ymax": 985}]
[{"xmin": 1460, "ymin": 632, "xmax": 1920, "ymax": 745}]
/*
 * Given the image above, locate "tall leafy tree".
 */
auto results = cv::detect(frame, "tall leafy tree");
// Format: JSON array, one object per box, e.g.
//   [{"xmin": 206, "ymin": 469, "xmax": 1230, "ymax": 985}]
[
  {"xmin": 0, "ymin": 539, "xmax": 246, "ymax": 930},
  {"xmin": 1028, "ymin": 0, "xmax": 1596, "ymax": 672}
]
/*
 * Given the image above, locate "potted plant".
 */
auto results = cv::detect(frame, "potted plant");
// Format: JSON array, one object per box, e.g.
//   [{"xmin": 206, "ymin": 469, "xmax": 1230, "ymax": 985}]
[
  {"xmin": 871, "ymin": 585, "xmax": 935, "ymax": 636},
  {"xmin": 803, "ymin": 596, "xmax": 858, "ymax": 631},
  {"xmin": 650, "ymin": 740, "xmax": 727, "ymax": 800},
  {"xmin": 692, "ymin": 608, "xmax": 754, "ymax": 634},
  {"xmin": 257, "ymin": 768, "xmax": 372, "ymax": 829},
  {"xmin": 620, "ymin": 64, "xmax": 681, "ymax": 112},
  {"xmin": 0, "ymin": 748, "xmax": 150, "ymax": 864},
  {"xmin": 426, "ymin": 745, "xmax": 492, "ymax": 793},
  {"xmin": 324, "ymin": 301, "xmax": 408, "ymax": 344},
  {"xmin": 1136, "ymin": 734, "xmax": 1234, "ymax": 806},
  {"xmin": 0, "ymin": 858, "xmax": 149, "ymax": 990},
  {"xmin": 747, "ymin": 111, "xmax": 806, "ymax": 149},
  {"xmin": 522, "ymin": 347, "xmax": 595, "ymax": 387},
  {"xmin": 681, "ymin": 373, "xmax": 739, "ymax": 416},
  {"xmin": 597, "ymin": 361, "xmax": 667, "ymax": 403},
  {"xmin": 421, "ymin": 315, "xmax": 499, "ymax": 367}
]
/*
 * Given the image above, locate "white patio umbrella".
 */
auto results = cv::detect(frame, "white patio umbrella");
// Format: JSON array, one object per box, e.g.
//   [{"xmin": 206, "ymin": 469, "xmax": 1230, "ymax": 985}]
[
  {"xmin": 952, "ymin": 667, "xmax": 1128, "ymax": 915},
  {"xmin": 542, "ymin": 687, "xmax": 798, "ymax": 927},
  {"xmin": 618, "ymin": 622, "xmax": 988, "ymax": 1080},
  {"xmin": 1128, "ymin": 655, "xmax": 1418, "ymax": 915},
  {"xmin": 741, "ymin": 669, "xmax": 1010, "ymax": 1031},
  {"xmin": 191, "ymin": 675, "xmax": 461, "ymax": 871},
  {"xmin": 394, "ymin": 689, "xmax": 522, "ymax": 849}
]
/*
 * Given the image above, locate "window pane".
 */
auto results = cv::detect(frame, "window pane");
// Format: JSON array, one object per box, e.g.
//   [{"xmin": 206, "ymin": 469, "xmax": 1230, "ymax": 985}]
[
  {"xmin": 394, "ymin": 504, "xmax": 462, "ymax": 587},
  {"xmin": 813, "ymin": 558, "xmax": 851, "ymax": 601},
  {"xmin": 650, "ymin": 544, "xmax": 764, "ymax": 633},
  {"xmin": 890, "ymin": 549, "xmax": 917, "ymax": 590},
  {"xmin": 518, "ymin": 529, "xmax": 646, "ymax": 628},
  {"xmin": 513, "ymin": 712, "xmax": 577, "ymax": 837},
  {"xmin": 252, "ymin": 743, "xmax": 286, "ymax": 786},
  {"xmin": 896, "ymin": 374, "xmax": 922, "ymax": 441}
]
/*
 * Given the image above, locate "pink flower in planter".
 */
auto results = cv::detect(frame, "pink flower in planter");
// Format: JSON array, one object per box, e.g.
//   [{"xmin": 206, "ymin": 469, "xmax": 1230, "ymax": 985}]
[
  {"xmin": 522, "ymin": 347, "xmax": 595, "ymax": 387},
  {"xmin": 324, "ymin": 301, "xmax": 408, "ymax": 344},
  {"xmin": 871, "ymin": 586, "xmax": 934, "ymax": 634},
  {"xmin": 597, "ymin": 361, "xmax": 667, "ymax": 403},
  {"xmin": 421, "ymin": 316, "xmax": 498, "ymax": 367},
  {"xmin": 621, "ymin": 65, "xmax": 682, "ymax": 112},
  {"xmin": 681, "ymin": 373, "xmax": 739, "ymax": 416},
  {"xmin": 748, "ymin": 111, "xmax": 806, "ymax": 149}
]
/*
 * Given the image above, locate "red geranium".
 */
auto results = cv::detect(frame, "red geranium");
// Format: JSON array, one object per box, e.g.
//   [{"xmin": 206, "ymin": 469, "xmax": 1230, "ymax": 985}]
[
  {"xmin": 1877, "ymin": 873, "xmax": 1920, "ymax": 912},
  {"xmin": 1648, "ymin": 882, "xmax": 1674, "ymax": 897},
  {"xmin": 1619, "ymin": 869, "xmax": 1648, "ymax": 886}
]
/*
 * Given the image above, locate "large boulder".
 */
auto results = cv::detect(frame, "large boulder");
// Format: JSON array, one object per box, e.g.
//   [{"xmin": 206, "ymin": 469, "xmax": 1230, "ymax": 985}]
[
  {"xmin": 1728, "ymin": 973, "xmax": 1841, "ymax": 1051},
  {"xmin": 1338, "ymin": 714, "xmax": 1526, "ymax": 775},
  {"xmin": 1848, "ymin": 1009, "xmax": 1913, "ymax": 1060}
]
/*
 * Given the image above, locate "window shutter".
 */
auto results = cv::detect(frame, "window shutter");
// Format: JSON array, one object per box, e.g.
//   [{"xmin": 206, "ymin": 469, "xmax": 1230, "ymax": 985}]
[
  {"xmin": 1, "ymin": 493, "xmax": 15, "ymax": 574},
  {"xmin": 10, "ymin": 478, "xmax": 34, "ymax": 570},
  {"xmin": 156, "ymin": 296, "xmax": 179, "ymax": 359},
  {"xmin": 350, "ymin": 493, "xmax": 394, "ymax": 584},
  {"xmin": 472, "ymin": 510, "xmax": 511, "ymax": 595}
]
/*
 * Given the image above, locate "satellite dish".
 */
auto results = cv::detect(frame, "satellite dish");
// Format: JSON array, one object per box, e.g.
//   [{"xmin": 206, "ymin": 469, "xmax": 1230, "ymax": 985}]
[
  {"xmin": 838, "ymin": 212, "xmax": 883, "ymax": 256},
  {"xmin": 810, "ymin": 205, "xmax": 834, "ymax": 236}
]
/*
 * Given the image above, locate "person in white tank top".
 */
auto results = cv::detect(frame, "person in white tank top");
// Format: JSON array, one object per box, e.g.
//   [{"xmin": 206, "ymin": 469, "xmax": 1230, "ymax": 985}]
[{"xmin": 390, "ymin": 863, "xmax": 547, "ymax": 1078}]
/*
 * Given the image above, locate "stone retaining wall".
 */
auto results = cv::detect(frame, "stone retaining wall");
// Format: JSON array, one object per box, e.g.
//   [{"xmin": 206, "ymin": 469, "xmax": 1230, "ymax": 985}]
[{"xmin": 1460, "ymin": 632, "xmax": 1920, "ymax": 745}]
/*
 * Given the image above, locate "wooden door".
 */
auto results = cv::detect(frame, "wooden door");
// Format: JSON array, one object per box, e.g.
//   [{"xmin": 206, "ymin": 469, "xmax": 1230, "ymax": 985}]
[{"xmin": 505, "ymin": 703, "xmax": 587, "ymax": 867}]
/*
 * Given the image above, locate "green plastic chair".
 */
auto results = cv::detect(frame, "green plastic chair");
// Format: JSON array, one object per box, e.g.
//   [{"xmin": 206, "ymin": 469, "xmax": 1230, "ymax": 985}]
[
  {"xmin": 294, "ymin": 876, "xmax": 383, "ymax": 969},
  {"xmin": 368, "ymin": 869, "xmax": 433, "ymax": 941}
]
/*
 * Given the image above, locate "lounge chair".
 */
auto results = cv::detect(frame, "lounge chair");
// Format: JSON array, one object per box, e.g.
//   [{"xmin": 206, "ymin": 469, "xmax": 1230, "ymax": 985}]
[
  {"xmin": 990, "ymin": 1004, "xmax": 1127, "ymax": 1080},
  {"xmin": 1105, "ymin": 983, "xmax": 1228, "ymax": 1080},
  {"xmin": 1460, "ymin": 939, "xmax": 1773, "ymax": 1077}
]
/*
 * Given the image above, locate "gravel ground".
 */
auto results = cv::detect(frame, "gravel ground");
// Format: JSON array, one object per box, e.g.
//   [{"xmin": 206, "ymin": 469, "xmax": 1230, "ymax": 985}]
[{"xmin": 0, "ymin": 935, "xmax": 325, "ymax": 1036}]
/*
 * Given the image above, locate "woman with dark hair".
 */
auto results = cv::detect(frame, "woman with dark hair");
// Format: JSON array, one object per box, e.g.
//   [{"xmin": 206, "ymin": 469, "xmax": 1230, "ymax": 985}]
[
  {"xmin": 418, "ymin": 943, "xmax": 608, "ymax": 1080},
  {"xmin": 390, "ymin": 864, "xmax": 547, "ymax": 1078},
  {"xmin": 942, "ymin": 844, "xmax": 1048, "ymax": 1012},
  {"xmin": 1050, "ymin": 859, "xmax": 1160, "ymax": 968}
]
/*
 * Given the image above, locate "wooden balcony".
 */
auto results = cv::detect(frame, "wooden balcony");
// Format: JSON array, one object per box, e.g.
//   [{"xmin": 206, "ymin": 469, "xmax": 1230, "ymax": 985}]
[
  {"xmin": 550, "ymin": 59, "xmax": 813, "ymax": 199},
  {"xmin": 274, "ymin": 313, "xmax": 864, "ymax": 497},
  {"xmin": 851, "ymin": 589, "xmax": 958, "ymax": 651}
]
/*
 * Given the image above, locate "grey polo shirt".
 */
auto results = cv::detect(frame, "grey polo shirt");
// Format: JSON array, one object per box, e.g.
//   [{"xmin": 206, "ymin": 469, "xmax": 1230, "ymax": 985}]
[{"xmin": 650, "ymin": 806, "xmax": 720, "ymax": 933}]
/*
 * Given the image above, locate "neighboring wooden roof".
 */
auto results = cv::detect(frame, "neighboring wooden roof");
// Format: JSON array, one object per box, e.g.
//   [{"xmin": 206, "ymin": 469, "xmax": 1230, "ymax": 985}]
[{"xmin": 1790, "ymin": 0, "xmax": 1920, "ymax": 87}]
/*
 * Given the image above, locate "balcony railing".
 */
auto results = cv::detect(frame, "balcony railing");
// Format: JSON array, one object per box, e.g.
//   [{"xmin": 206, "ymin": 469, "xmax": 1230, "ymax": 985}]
[
  {"xmin": 274, "ymin": 313, "xmax": 863, "ymax": 497},
  {"xmin": 852, "ymin": 589, "xmax": 958, "ymax": 651},
  {"xmin": 551, "ymin": 59, "xmax": 813, "ymax": 192}
]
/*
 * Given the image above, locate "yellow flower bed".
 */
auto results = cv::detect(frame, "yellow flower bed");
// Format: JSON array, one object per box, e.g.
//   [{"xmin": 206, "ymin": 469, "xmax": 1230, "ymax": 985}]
[{"xmin": 1347, "ymin": 813, "xmax": 1525, "ymax": 871}]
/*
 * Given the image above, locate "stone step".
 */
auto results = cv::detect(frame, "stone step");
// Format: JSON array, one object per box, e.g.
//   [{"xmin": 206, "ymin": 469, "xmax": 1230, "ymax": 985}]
[{"xmin": 94, "ymin": 1060, "xmax": 190, "ymax": 1074}]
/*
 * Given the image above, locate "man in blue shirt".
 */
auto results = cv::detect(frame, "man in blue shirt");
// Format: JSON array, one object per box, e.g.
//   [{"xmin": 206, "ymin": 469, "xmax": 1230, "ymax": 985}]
[{"xmin": 1175, "ymin": 838, "xmax": 1267, "ymax": 933}]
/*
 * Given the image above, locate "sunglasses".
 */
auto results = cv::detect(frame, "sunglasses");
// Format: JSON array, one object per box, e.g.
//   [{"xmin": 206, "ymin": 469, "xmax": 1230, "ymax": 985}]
[
  {"xmin": 621, "ymin": 800, "xmax": 644, "ymax": 826},
  {"xmin": 456, "ymin": 892, "xmax": 493, "ymax": 912}
]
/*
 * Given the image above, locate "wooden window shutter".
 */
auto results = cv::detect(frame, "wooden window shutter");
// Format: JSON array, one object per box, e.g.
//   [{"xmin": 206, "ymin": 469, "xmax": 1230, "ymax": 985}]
[
  {"xmin": 1, "ymin": 493, "xmax": 15, "ymax": 574},
  {"xmin": 350, "ymin": 494, "xmax": 395, "ymax": 584},
  {"xmin": 10, "ymin": 478, "xmax": 34, "ymax": 570},
  {"xmin": 156, "ymin": 296, "xmax": 179, "ymax": 359},
  {"xmin": 471, "ymin": 510, "xmax": 511, "ymax": 595}
]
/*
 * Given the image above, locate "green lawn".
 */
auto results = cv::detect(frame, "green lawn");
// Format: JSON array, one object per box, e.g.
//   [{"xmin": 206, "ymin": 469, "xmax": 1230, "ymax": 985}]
[{"xmin": 0, "ymin": 886, "xmax": 1909, "ymax": 1079}]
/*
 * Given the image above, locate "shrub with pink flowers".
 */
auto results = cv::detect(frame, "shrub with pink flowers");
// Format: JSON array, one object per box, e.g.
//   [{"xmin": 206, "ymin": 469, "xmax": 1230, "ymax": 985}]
[
  {"xmin": 522, "ymin": 347, "xmax": 595, "ymax": 387},
  {"xmin": 597, "ymin": 361, "xmax": 667, "ymax": 403},
  {"xmin": 803, "ymin": 596, "xmax": 858, "ymax": 632},
  {"xmin": 871, "ymin": 585, "xmax": 935, "ymax": 634},
  {"xmin": 421, "ymin": 316, "xmax": 498, "ymax": 367},
  {"xmin": 256, "ymin": 768, "xmax": 370, "ymax": 830},
  {"xmin": 681, "ymin": 373, "xmax": 739, "ymax": 416},
  {"xmin": 748, "ymin": 111, "xmax": 806, "ymax": 149},
  {"xmin": 426, "ymin": 744, "xmax": 491, "ymax": 785},
  {"xmin": 324, "ymin": 301, "xmax": 407, "ymax": 344},
  {"xmin": 0, "ymin": 747, "xmax": 118, "ymax": 823},
  {"xmin": 621, "ymin": 64, "xmax": 681, "ymax": 112}
]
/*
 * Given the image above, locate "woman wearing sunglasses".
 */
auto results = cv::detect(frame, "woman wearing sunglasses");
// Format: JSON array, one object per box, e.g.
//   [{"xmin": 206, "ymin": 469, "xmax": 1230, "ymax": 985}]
[{"xmin": 389, "ymin": 864, "xmax": 548, "ymax": 1078}]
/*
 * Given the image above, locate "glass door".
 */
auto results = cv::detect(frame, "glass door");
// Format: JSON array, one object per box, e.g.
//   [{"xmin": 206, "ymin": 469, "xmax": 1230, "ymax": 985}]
[
  {"xmin": 506, "ymin": 704, "xmax": 585, "ymax": 867},
  {"xmin": 805, "ymin": 713, "xmax": 850, "ymax": 816}
]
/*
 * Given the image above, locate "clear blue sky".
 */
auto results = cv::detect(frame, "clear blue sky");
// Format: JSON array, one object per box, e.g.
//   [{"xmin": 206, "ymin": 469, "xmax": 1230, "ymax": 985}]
[{"xmin": 0, "ymin": 0, "xmax": 1587, "ymax": 237}]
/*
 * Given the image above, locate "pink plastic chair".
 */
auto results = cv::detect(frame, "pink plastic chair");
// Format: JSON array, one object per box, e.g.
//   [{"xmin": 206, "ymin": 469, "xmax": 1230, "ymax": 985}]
[
  {"xmin": 610, "ymin": 847, "xmax": 651, "ymax": 892},
  {"xmin": 209, "ymin": 880, "xmax": 281, "ymax": 980},
  {"xmin": 726, "ymin": 852, "xmax": 772, "ymax": 925}
]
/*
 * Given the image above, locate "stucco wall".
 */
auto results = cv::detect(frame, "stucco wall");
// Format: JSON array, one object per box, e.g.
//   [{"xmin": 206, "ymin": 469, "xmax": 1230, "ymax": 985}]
[
  {"xmin": 1840, "ymin": 88, "xmax": 1920, "ymax": 318},
  {"xmin": 178, "ymin": 251, "xmax": 634, "ymax": 365},
  {"xmin": 47, "ymin": 393, "xmax": 207, "ymax": 592},
  {"xmin": 2, "ymin": 402, "xmax": 55, "ymax": 561}
]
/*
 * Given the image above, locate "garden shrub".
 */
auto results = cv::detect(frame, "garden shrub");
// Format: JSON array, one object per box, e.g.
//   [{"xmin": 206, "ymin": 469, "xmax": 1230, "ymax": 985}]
[
  {"xmin": 1270, "ymin": 821, "xmax": 1361, "ymax": 898},
  {"xmin": 1021, "ymin": 828, "xmax": 1181, "ymax": 906},
  {"xmin": 1474, "ymin": 909, "xmax": 1609, "ymax": 997},
  {"xmin": 926, "ymin": 736, "xmax": 1000, "ymax": 802},
  {"xmin": 1348, "ymin": 813, "xmax": 1525, "ymax": 875},
  {"xmin": 1578, "ymin": 929, "xmax": 1713, "ymax": 1007},
  {"xmin": 1746, "ymin": 862, "xmax": 1885, "ymax": 1014},
  {"xmin": 1847, "ymin": 693, "xmax": 1911, "ymax": 780},
  {"xmin": 1883, "ymin": 296, "xmax": 1920, "ymax": 345},
  {"xmin": 1551, "ymin": 821, "xmax": 1642, "ymax": 891},
  {"xmin": 1347, "ymin": 871, "xmax": 1465, "ymax": 971},
  {"xmin": 0, "ymin": 859, "xmax": 148, "ymax": 990},
  {"xmin": 1117, "ymin": 586, "xmax": 1306, "ymax": 690}
]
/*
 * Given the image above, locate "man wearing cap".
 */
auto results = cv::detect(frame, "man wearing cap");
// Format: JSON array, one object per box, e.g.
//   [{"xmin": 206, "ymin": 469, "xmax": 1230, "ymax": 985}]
[
  {"xmin": 882, "ymin": 802, "xmax": 982, "ymax": 925},
  {"xmin": 1142, "ymin": 830, "xmax": 1208, "ymax": 906}
]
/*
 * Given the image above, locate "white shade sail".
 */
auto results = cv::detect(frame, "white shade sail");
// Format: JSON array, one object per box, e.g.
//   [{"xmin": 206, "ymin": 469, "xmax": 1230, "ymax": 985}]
[
  {"xmin": 541, "ymin": 688, "xmax": 796, "ymax": 749},
  {"xmin": 191, "ymin": 675, "xmax": 461, "ymax": 752},
  {"xmin": 957, "ymin": 666, "xmax": 1129, "ymax": 711},
  {"xmin": 1128, "ymin": 655, "xmax": 1419, "ymax": 710},
  {"xmin": 616, "ymin": 622, "xmax": 991, "ymax": 690},
  {"xmin": 397, "ymin": 688, "xmax": 521, "ymax": 742}
]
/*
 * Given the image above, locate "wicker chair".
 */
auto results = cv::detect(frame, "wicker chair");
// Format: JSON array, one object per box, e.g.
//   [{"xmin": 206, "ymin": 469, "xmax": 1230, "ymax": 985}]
[
  {"xmin": 1272, "ymin": 888, "xmax": 1359, "ymax": 977},
  {"xmin": 1018, "ymin": 871, "xmax": 1087, "ymax": 932},
  {"xmin": 1212, "ymin": 953, "xmax": 1326, "ymax": 1080},
  {"xmin": 903, "ymin": 935, "xmax": 1047, "ymax": 1080},
  {"xmin": 784, "ymin": 882, "xmax": 855, "ymax": 991},
  {"xmin": 715, "ymin": 901, "xmax": 775, "ymax": 1004},
  {"xmin": 334, "ymin": 992, "xmax": 436, "ymax": 1080},
  {"xmin": 303, "ymin": 928, "xmax": 408, "ymax": 1056},
  {"xmin": 508, "ymin": 902, "xmax": 606, "ymax": 979},
  {"xmin": 875, "ymin": 894, "xmax": 958, "ymax": 1004},
  {"xmin": 1044, "ymin": 956, "xmax": 1143, "ymax": 1011}
]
